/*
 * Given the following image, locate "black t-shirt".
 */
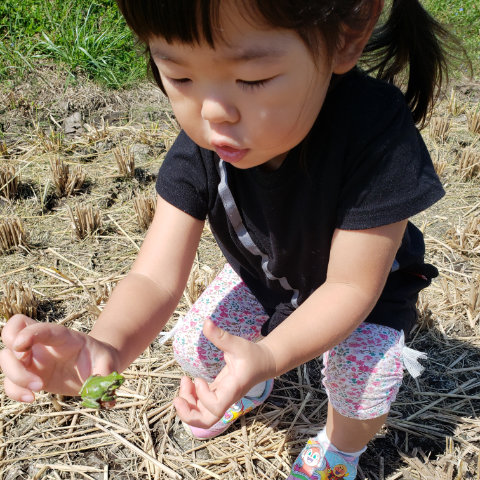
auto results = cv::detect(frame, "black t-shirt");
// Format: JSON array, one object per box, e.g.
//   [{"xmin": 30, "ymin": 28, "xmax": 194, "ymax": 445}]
[{"xmin": 156, "ymin": 69, "xmax": 445, "ymax": 335}]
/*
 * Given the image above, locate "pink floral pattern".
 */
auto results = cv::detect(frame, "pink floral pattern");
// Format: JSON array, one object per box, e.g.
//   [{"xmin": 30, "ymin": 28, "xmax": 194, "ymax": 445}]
[
  {"xmin": 173, "ymin": 264, "xmax": 405, "ymax": 420},
  {"xmin": 172, "ymin": 264, "xmax": 269, "ymax": 381},
  {"xmin": 322, "ymin": 323, "xmax": 404, "ymax": 419}
]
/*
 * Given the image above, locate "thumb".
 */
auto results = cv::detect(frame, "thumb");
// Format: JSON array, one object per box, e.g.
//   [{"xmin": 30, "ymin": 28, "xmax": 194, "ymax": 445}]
[{"xmin": 202, "ymin": 318, "xmax": 248, "ymax": 355}]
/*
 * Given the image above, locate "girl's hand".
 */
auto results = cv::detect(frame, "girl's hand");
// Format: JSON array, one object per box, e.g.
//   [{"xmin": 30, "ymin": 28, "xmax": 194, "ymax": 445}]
[
  {"xmin": 174, "ymin": 318, "xmax": 276, "ymax": 428},
  {"xmin": 0, "ymin": 314, "xmax": 119, "ymax": 402}
]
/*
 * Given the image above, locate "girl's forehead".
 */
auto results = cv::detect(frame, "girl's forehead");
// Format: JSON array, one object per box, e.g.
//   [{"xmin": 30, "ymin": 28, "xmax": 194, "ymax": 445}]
[
  {"xmin": 149, "ymin": 27, "xmax": 303, "ymax": 66},
  {"xmin": 149, "ymin": 7, "xmax": 301, "ymax": 60},
  {"xmin": 150, "ymin": 42, "xmax": 288, "ymax": 63}
]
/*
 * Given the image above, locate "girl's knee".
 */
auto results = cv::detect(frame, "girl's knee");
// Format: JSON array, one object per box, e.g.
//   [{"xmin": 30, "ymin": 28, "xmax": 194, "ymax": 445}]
[
  {"xmin": 172, "ymin": 314, "xmax": 224, "ymax": 380},
  {"xmin": 170, "ymin": 263, "xmax": 268, "ymax": 379}
]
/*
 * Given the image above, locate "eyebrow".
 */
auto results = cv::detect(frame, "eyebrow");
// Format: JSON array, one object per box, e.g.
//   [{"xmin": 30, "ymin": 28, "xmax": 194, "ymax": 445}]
[{"xmin": 151, "ymin": 46, "xmax": 287, "ymax": 65}]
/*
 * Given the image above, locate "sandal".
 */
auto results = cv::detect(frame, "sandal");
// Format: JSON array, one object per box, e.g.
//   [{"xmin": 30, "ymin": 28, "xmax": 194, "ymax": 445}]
[{"xmin": 288, "ymin": 438, "xmax": 360, "ymax": 480}]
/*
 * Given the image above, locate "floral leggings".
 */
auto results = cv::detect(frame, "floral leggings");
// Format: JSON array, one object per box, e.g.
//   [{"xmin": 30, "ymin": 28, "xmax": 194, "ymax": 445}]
[{"xmin": 172, "ymin": 264, "xmax": 407, "ymax": 420}]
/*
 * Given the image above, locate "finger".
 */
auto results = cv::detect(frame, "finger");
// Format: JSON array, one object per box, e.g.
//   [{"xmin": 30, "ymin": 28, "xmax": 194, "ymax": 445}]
[
  {"xmin": 1, "ymin": 314, "xmax": 36, "ymax": 348},
  {"xmin": 193, "ymin": 377, "xmax": 224, "ymax": 415},
  {"xmin": 173, "ymin": 395, "xmax": 196, "ymax": 421},
  {"xmin": 175, "ymin": 378, "xmax": 221, "ymax": 427},
  {"xmin": 13, "ymin": 323, "xmax": 83, "ymax": 352},
  {"xmin": 194, "ymin": 377, "xmax": 240, "ymax": 419},
  {"xmin": 209, "ymin": 365, "xmax": 229, "ymax": 389},
  {"xmin": 178, "ymin": 376, "xmax": 199, "ymax": 405},
  {"xmin": 4, "ymin": 376, "xmax": 36, "ymax": 403},
  {"xmin": 173, "ymin": 395, "xmax": 219, "ymax": 428},
  {"xmin": 0, "ymin": 348, "xmax": 43, "ymax": 391},
  {"xmin": 203, "ymin": 318, "xmax": 248, "ymax": 355},
  {"xmin": 75, "ymin": 346, "xmax": 112, "ymax": 385}
]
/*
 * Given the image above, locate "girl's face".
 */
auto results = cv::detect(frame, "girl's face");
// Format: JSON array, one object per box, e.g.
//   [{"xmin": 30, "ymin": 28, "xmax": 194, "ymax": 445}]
[{"xmin": 150, "ymin": 6, "xmax": 338, "ymax": 170}]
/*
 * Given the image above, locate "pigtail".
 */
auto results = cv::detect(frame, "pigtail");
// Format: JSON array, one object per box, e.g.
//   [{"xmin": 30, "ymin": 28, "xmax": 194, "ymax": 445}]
[{"xmin": 363, "ymin": 0, "xmax": 464, "ymax": 126}]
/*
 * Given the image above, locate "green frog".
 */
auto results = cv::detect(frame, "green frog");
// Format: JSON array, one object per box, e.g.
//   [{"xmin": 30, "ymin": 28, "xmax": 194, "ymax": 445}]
[{"xmin": 79, "ymin": 371, "xmax": 125, "ymax": 409}]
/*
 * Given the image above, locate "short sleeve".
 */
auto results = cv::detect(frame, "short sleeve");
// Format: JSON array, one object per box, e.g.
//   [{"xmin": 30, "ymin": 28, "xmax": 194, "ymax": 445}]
[
  {"xmin": 336, "ymin": 87, "xmax": 444, "ymax": 230},
  {"xmin": 156, "ymin": 130, "xmax": 209, "ymax": 220}
]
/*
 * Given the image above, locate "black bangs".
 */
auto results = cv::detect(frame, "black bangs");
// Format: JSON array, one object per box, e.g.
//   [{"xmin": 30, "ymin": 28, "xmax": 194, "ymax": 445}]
[
  {"xmin": 115, "ymin": 0, "xmax": 373, "ymax": 60},
  {"xmin": 116, "ymin": 0, "xmax": 222, "ymax": 46},
  {"xmin": 116, "ymin": 0, "xmax": 337, "ymax": 50}
]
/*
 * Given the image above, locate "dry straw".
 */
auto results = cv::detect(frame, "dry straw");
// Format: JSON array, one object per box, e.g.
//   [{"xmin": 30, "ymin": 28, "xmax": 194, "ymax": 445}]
[
  {"xmin": 50, "ymin": 157, "xmax": 86, "ymax": 197},
  {"xmin": 0, "ymin": 164, "xmax": 19, "ymax": 199},
  {"xmin": 432, "ymin": 150, "xmax": 447, "ymax": 177},
  {"xmin": 468, "ymin": 276, "xmax": 480, "ymax": 320},
  {"xmin": 86, "ymin": 282, "xmax": 114, "ymax": 317},
  {"xmin": 0, "ymin": 281, "xmax": 38, "ymax": 319},
  {"xmin": 133, "ymin": 194, "xmax": 156, "ymax": 231},
  {"xmin": 0, "ymin": 140, "xmax": 8, "ymax": 157},
  {"xmin": 114, "ymin": 145, "xmax": 135, "ymax": 178},
  {"xmin": 0, "ymin": 216, "xmax": 27, "ymax": 253},
  {"xmin": 447, "ymin": 90, "xmax": 465, "ymax": 116},
  {"xmin": 67, "ymin": 204, "xmax": 102, "ymax": 239},
  {"xmin": 447, "ymin": 215, "xmax": 480, "ymax": 254},
  {"xmin": 84, "ymin": 121, "xmax": 109, "ymax": 142},
  {"xmin": 163, "ymin": 111, "xmax": 181, "ymax": 150},
  {"xmin": 466, "ymin": 106, "xmax": 480, "ymax": 135},
  {"xmin": 38, "ymin": 127, "xmax": 63, "ymax": 153},
  {"xmin": 429, "ymin": 116, "xmax": 451, "ymax": 143},
  {"xmin": 184, "ymin": 263, "xmax": 216, "ymax": 307},
  {"xmin": 458, "ymin": 148, "xmax": 480, "ymax": 180}
]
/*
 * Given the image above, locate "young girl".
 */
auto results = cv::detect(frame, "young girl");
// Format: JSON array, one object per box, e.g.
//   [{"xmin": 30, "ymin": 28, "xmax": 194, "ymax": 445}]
[{"xmin": 1, "ymin": 1, "xmax": 452, "ymax": 478}]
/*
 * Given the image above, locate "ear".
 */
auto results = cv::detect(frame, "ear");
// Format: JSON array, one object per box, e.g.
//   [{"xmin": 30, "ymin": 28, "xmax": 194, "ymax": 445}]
[{"xmin": 332, "ymin": 0, "xmax": 384, "ymax": 75}]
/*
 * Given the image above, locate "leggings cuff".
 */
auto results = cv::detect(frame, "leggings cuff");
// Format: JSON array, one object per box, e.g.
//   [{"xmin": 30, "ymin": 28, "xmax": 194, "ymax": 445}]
[{"xmin": 400, "ymin": 331, "xmax": 428, "ymax": 378}]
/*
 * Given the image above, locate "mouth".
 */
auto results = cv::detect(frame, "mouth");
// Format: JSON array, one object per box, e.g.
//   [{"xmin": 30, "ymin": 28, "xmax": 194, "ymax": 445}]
[{"xmin": 213, "ymin": 144, "xmax": 249, "ymax": 163}]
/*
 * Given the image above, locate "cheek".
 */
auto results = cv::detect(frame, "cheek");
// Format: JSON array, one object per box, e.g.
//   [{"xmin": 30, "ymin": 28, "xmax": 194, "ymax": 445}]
[
  {"xmin": 252, "ymin": 77, "xmax": 326, "ymax": 141},
  {"xmin": 166, "ymin": 96, "xmax": 204, "ymax": 137},
  {"xmin": 167, "ymin": 94, "xmax": 193, "ymax": 126},
  {"xmin": 245, "ymin": 101, "xmax": 314, "ymax": 149},
  {"xmin": 170, "ymin": 106, "xmax": 211, "ymax": 151}
]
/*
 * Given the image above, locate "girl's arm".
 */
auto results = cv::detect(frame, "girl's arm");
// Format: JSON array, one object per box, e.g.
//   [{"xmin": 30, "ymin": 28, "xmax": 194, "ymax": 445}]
[
  {"xmin": 89, "ymin": 195, "xmax": 205, "ymax": 371},
  {"xmin": 175, "ymin": 219, "xmax": 408, "ymax": 426},
  {"xmin": 259, "ymin": 219, "xmax": 408, "ymax": 376},
  {"xmin": 0, "ymin": 196, "xmax": 204, "ymax": 400}
]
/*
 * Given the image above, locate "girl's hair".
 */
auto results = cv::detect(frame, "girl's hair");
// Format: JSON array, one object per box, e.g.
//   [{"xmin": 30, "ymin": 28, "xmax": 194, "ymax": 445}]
[{"xmin": 116, "ymin": 0, "xmax": 461, "ymax": 126}]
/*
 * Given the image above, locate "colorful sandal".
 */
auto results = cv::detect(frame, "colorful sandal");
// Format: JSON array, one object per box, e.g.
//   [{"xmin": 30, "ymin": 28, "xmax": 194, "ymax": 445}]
[
  {"xmin": 183, "ymin": 379, "xmax": 274, "ymax": 440},
  {"xmin": 288, "ymin": 438, "xmax": 359, "ymax": 480}
]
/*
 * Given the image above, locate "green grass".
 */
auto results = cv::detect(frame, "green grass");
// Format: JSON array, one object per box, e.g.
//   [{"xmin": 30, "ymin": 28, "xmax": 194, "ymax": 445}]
[
  {"xmin": 0, "ymin": 0, "xmax": 146, "ymax": 88},
  {"xmin": 0, "ymin": 0, "xmax": 478, "ymax": 89},
  {"xmin": 423, "ymin": 0, "xmax": 480, "ymax": 73}
]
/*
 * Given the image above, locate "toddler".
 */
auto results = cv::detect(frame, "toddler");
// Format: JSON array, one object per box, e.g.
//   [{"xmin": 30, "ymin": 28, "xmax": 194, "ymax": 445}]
[{"xmin": 1, "ymin": 1, "xmax": 453, "ymax": 477}]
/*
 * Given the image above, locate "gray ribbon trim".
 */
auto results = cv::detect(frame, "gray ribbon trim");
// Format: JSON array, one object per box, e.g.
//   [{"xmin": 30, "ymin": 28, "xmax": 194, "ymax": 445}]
[{"xmin": 217, "ymin": 159, "xmax": 299, "ymax": 308}]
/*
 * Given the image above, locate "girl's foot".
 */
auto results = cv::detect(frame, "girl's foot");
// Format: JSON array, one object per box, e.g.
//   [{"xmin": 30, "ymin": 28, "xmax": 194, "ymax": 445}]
[
  {"xmin": 288, "ymin": 437, "xmax": 360, "ymax": 480},
  {"xmin": 183, "ymin": 379, "xmax": 274, "ymax": 440}
]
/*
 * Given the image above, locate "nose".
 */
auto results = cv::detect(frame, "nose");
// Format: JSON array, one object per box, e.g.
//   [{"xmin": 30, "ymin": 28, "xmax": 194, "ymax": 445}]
[{"xmin": 201, "ymin": 96, "xmax": 239, "ymax": 124}]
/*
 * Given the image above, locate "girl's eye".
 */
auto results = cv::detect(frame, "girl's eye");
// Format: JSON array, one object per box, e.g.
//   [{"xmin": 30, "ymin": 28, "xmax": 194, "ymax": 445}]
[
  {"xmin": 238, "ymin": 78, "xmax": 272, "ymax": 91},
  {"xmin": 168, "ymin": 77, "xmax": 191, "ymax": 86}
]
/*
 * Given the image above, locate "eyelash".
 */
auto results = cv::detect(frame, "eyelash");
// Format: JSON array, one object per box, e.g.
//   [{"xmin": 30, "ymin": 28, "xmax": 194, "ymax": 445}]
[
  {"xmin": 167, "ymin": 77, "xmax": 271, "ymax": 91},
  {"xmin": 168, "ymin": 77, "xmax": 191, "ymax": 85},
  {"xmin": 238, "ymin": 78, "xmax": 270, "ymax": 91}
]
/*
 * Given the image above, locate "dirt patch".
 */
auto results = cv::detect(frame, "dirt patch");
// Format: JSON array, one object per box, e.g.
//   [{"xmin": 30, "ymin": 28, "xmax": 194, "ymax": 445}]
[{"xmin": 1, "ymin": 68, "xmax": 480, "ymax": 479}]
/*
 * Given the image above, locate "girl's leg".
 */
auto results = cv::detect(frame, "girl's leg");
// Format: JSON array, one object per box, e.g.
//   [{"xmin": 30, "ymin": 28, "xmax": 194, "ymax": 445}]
[
  {"xmin": 326, "ymin": 403, "xmax": 388, "ymax": 452},
  {"xmin": 289, "ymin": 323, "xmax": 407, "ymax": 479},
  {"xmin": 323, "ymin": 322, "xmax": 405, "ymax": 451},
  {"xmin": 172, "ymin": 264, "xmax": 273, "ymax": 439},
  {"xmin": 172, "ymin": 263, "xmax": 269, "ymax": 381}
]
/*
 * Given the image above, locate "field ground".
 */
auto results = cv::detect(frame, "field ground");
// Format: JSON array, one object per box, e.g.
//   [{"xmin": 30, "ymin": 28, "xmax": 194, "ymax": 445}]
[{"xmin": 0, "ymin": 67, "xmax": 480, "ymax": 479}]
